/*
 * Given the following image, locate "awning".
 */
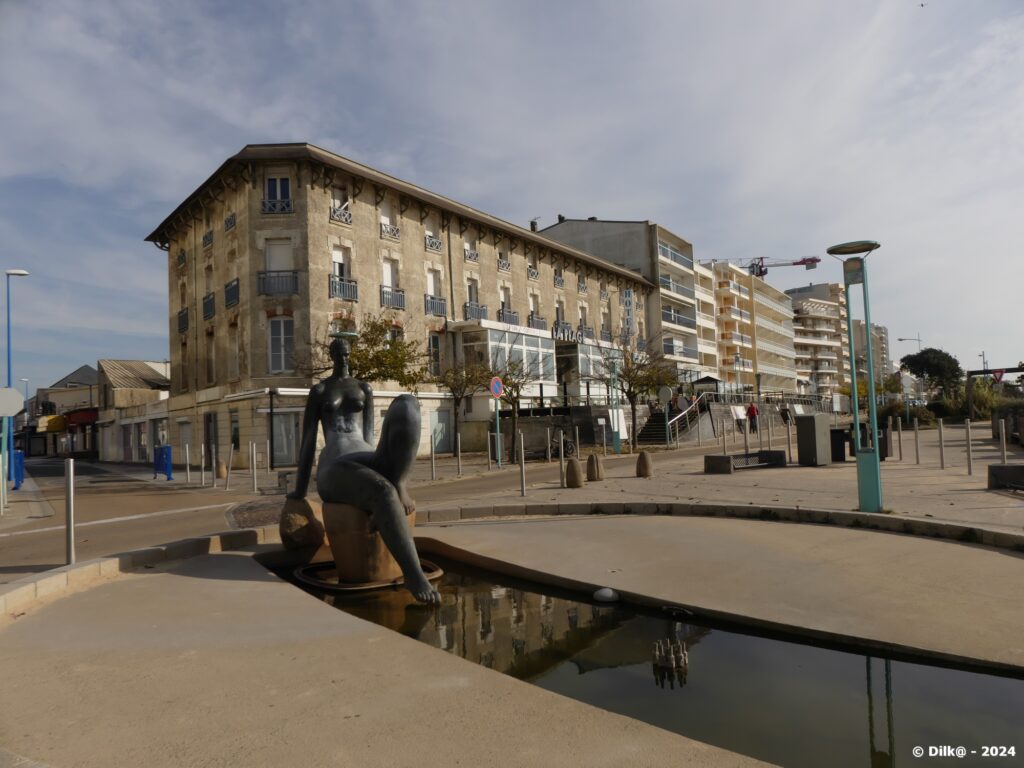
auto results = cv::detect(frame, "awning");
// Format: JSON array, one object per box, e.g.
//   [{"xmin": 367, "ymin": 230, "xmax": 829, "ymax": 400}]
[{"xmin": 38, "ymin": 415, "xmax": 66, "ymax": 433}]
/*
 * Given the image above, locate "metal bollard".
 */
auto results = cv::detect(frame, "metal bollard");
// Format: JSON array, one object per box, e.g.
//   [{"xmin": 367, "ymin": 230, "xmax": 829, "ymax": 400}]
[
  {"xmin": 897, "ymin": 418, "xmax": 903, "ymax": 461},
  {"xmin": 914, "ymin": 418, "xmax": 920, "ymax": 464},
  {"xmin": 965, "ymin": 419, "xmax": 973, "ymax": 476},
  {"xmin": 696, "ymin": 412, "xmax": 702, "ymax": 446},
  {"xmin": 266, "ymin": 440, "xmax": 271, "ymax": 473},
  {"xmin": 559, "ymin": 429, "xmax": 566, "ymax": 489},
  {"xmin": 456, "ymin": 433, "xmax": 463, "ymax": 477},
  {"xmin": 721, "ymin": 418, "xmax": 727, "ymax": 455},
  {"xmin": 575, "ymin": 426, "xmax": 581, "ymax": 455},
  {"xmin": 786, "ymin": 421, "xmax": 793, "ymax": 465},
  {"xmin": 938, "ymin": 419, "xmax": 945, "ymax": 469},
  {"xmin": 487, "ymin": 433, "xmax": 493, "ymax": 471},
  {"xmin": 251, "ymin": 442, "xmax": 258, "ymax": 493},
  {"xmin": 767, "ymin": 414, "xmax": 772, "ymax": 450},
  {"xmin": 185, "ymin": 444, "xmax": 191, "ymax": 484},
  {"xmin": 224, "ymin": 445, "xmax": 235, "ymax": 491},
  {"xmin": 212, "ymin": 447, "xmax": 219, "ymax": 489},
  {"xmin": 546, "ymin": 427, "xmax": 551, "ymax": 462},
  {"xmin": 430, "ymin": 431, "xmax": 436, "ymax": 481},
  {"xmin": 65, "ymin": 458, "xmax": 75, "ymax": 565},
  {"xmin": 602, "ymin": 425, "xmax": 607, "ymax": 456},
  {"xmin": 743, "ymin": 421, "xmax": 750, "ymax": 456},
  {"xmin": 519, "ymin": 432, "xmax": 526, "ymax": 497},
  {"xmin": 200, "ymin": 444, "xmax": 206, "ymax": 487},
  {"xmin": 1000, "ymin": 419, "xmax": 1007, "ymax": 464}
]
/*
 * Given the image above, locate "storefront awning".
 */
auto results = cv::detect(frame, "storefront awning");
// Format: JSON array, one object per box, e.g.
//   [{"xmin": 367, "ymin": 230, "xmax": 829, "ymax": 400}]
[{"xmin": 38, "ymin": 415, "xmax": 66, "ymax": 433}]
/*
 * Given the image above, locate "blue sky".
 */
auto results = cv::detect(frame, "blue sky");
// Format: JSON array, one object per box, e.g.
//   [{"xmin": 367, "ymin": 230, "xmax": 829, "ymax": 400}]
[{"xmin": 1, "ymin": 0, "xmax": 1022, "ymax": 395}]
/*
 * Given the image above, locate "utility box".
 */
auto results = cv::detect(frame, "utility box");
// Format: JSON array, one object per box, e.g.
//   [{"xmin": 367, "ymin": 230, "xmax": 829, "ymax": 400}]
[
  {"xmin": 829, "ymin": 429, "xmax": 848, "ymax": 462},
  {"xmin": 795, "ymin": 414, "xmax": 831, "ymax": 466}
]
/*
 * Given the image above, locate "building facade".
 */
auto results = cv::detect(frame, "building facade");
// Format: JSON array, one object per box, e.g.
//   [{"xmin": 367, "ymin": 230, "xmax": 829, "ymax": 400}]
[
  {"xmin": 145, "ymin": 144, "xmax": 653, "ymax": 467},
  {"xmin": 784, "ymin": 283, "xmax": 851, "ymax": 391},
  {"xmin": 851, "ymin": 320, "xmax": 892, "ymax": 386},
  {"xmin": 789, "ymin": 297, "xmax": 845, "ymax": 396},
  {"xmin": 96, "ymin": 360, "xmax": 171, "ymax": 464}
]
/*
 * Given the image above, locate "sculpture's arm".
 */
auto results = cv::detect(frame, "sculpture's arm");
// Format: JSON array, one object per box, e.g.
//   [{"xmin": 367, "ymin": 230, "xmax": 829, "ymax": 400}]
[
  {"xmin": 361, "ymin": 381, "xmax": 375, "ymax": 445},
  {"xmin": 288, "ymin": 386, "xmax": 321, "ymax": 499}
]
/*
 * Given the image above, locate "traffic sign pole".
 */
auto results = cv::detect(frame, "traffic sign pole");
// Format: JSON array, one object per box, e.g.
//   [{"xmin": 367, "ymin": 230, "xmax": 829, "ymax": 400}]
[{"xmin": 490, "ymin": 377, "xmax": 504, "ymax": 468}]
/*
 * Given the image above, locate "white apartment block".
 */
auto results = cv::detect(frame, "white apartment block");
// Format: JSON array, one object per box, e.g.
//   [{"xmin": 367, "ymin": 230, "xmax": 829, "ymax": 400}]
[
  {"xmin": 789, "ymin": 297, "xmax": 845, "ymax": 396},
  {"xmin": 711, "ymin": 262, "xmax": 796, "ymax": 393},
  {"xmin": 784, "ymin": 283, "xmax": 851, "ymax": 391},
  {"xmin": 852, "ymin": 320, "xmax": 893, "ymax": 384},
  {"xmin": 540, "ymin": 218, "xmax": 717, "ymax": 382}
]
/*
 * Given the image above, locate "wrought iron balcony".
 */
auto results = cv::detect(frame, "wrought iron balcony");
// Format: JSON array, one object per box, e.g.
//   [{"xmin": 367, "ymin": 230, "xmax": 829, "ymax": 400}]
[
  {"xmin": 380, "ymin": 222, "xmax": 401, "ymax": 240},
  {"xmin": 528, "ymin": 313, "xmax": 547, "ymax": 331},
  {"xmin": 262, "ymin": 199, "xmax": 293, "ymax": 214},
  {"xmin": 257, "ymin": 270, "xmax": 299, "ymax": 296},
  {"xmin": 224, "ymin": 278, "xmax": 240, "ymax": 308},
  {"xmin": 464, "ymin": 302, "xmax": 488, "ymax": 321},
  {"xmin": 330, "ymin": 275, "xmax": 358, "ymax": 302},
  {"xmin": 224, "ymin": 213, "xmax": 236, "ymax": 231},
  {"xmin": 580, "ymin": 325, "xmax": 595, "ymax": 340},
  {"xmin": 176, "ymin": 249, "xmax": 186, "ymax": 268},
  {"xmin": 177, "ymin": 308, "xmax": 189, "ymax": 333},
  {"xmin": 527, "ymin": 266, "xmax": 539, "ymax": 281},
  {"xmin": 600, "ymin": 289, "xmax": 609, "ymax": 302},
  {"xmin": 425, "ymin": 235, "xmax": 443, "ymax": 252},
  {"xmin": 202, "ymin": 292, "xmax": 215, "ymax": 320},
  {"xmin": 554, "ymin": 320, "xmax": 573, "ymax": 336},
  {"xmin": 577, "ymin": 281, "xmax": 588, "ymax": 294},
  {"xmin": 330, "ymin": 206, "xmax": 352, "ymax": 225},
  {"xmin": 497, "ymin": 308, "xmax": 519, "ymax": 325},
  {"xmin": 202, "ymin": 230, "xmax": 213, "ymax": 249},
  {"xmin": 464, "ymin": 248, "xmax": 479, "ymax": 263},
  {"xmin": 600, "ymin": 329, "xmax": 612, "ymax": 342},
  {"xmin": 380, "ymin": 286, "xmax": 405, "ymax": 309},
  {"xmin": 553, "ymin": 275, "xmax": 565, "ymax": 289},
  {"xmin": 497, "ymin": 258, "xmax": 512, "ymax": 273},
  {"xmin": 424, "ymin": 294, "xmax": 447, "ymax": 317}
]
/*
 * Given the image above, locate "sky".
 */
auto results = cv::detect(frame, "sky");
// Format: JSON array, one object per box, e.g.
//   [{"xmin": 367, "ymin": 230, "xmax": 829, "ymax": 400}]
[{"xmin": 1, "ymin": 0, "xmax": 1022, "ymax": 396}]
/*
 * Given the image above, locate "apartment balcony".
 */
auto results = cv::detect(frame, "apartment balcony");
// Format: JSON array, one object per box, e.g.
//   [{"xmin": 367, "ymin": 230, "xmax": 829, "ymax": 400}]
[
  {"xmin": 577, "ymin": 281, "xmax": 588, "ymax": 294},
  {"xmin": 497, "ymin": 308, "xmax": 520, "ymax": 325},
  {"xmin": 330, "ymin": 206, "xmax": 353, "ymax": 225},
  {"xmin": 756, "ymin": 316, "xmax": 794, "ymax": 336},
  {"xmin": 721, "ymin": 331, "xmax": 752, "ymax": 347},
  {"xmin": 663, "ymin": 339, "xmax": 698, "ymax": 359},
  {"xmin": 662, "ymin": 308, "xmax": 697, "ymax": 330},
  {"xmin": 580, "ymin": 325, "xmax": 595, "ymax": 340},
  {"xmin": 719, "ymin": 305, "xmax": 751, "ymax": 323},
  {"xmin": 177, "ymin": 308, "xmax": 189, "ymax": 333},
  {"xmin": 723, "ymin": 357, "xmax": 753, "ymax": 370},
  {"xmin": 380, "ymin": 286, "xmax": 405, "ymax": 310},
  {"xmin": 758, "ymin": 338, "xmax": 797, "ymax": 358},
  {"xmin": 202, "ymin": 230, "xmax": 213, "ymax": 249},
  {"xmin": 224, "ymin": 278, "xmax": 240, "ymax": 308},
  {"xmin": 697, "ymin": 311, "xmax": 716, "ymax": 327},
  {"xmin": 694, "ymin": 283, "xmax": 715, "ymax": 301},
  {"xmin": 261, "ymin": 199, "xmax": 293, "ymax": 214},
  {"xmin": 423, "ymin": 294, "xmax": 446, "ymax": 317},
  {"xmin": 659, "ymin": 275, "xmax": 695, "ymax": 301},
  {"xmin": 600, "ymin": 329, "xmax": 612, "ymax": 342},
  {"xmin": 330, "ymin": 275, "xmax": 359, "ymax": 302},
  {"xmin": 257, "ymin": 270, "xmax": 299, "ymax": 296},
  {"xmin": 754, "ymin": 292, "xmax": 793, "ymax": 316},
  {"xmin": 176, "ymin": 249, "xmax": 186, "ymax": 268},
  {"xmin": 599, "ymin": 288, "xmax": 609, "ymax": 302},
  {"xmin": 224, "ymin": 212, "xmax": 236, "ymax": 232},
  {"xmin": 527, "ymin": 266, "xmax": 540, "ymax": 281},
  {"xmin": 719, "ymin": 280, "xmax": 750, "ymax": 298},
  {"xmin": 464, "ymin": 248, "xmax": 479, "ymax": 263},
  {"xmin": 657, "ymin": 243, "xmax": 694, "ymax": 271},
  {"xmin": 464, "ymin": 301, "xmax": 488, "ymax": 321},
  {"xmin": 202, "ymin": 292, "xmax": 215, "ymax": 320},
  {"xmin": 528, "ymin": 313, "xmax": 547, "ymax": 331},
  {"xmin": 380, "ymin": 222, "xmax": 401, "ymax": 240},
  {"xmin": 425, "ymin": 235, "xmax": 443, "ymax": 253},
  {"xmin": 554, "ymin": 320, "xmax": 573, "ymax": 336},
  {"xmin": 553, "ymin": 275, "xmax": 565, "ymax": 289},
  {"xmin": 497, "ymin": 258, "xmax": 512, "ymax": 273}
]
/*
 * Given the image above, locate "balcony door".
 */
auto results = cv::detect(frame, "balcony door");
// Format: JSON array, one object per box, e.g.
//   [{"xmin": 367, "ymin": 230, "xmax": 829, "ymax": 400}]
[{"xmin": 382, "ymin": 259, "xmax": 398, "ymax": 289}]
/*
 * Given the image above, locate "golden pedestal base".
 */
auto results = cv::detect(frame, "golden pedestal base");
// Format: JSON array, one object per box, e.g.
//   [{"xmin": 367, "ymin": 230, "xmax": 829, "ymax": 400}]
[{"xmin": 321, "ymin": 502, "xmax": 415, "ymax": 584}]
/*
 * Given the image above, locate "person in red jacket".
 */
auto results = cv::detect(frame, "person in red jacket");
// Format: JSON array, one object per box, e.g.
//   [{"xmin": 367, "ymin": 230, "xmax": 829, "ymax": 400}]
[{"xmin": 746, "ymin": 402, "xmax": 759, "ymax": 434}]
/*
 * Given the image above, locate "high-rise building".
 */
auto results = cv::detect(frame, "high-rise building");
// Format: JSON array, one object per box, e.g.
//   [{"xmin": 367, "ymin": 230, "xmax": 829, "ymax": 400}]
[
  {"xmin": 852, "ymin": 320, "xmax": 892, "ymax": 385},
  {"xmin": 784, "ymin": 283, "xmax": 851, "ymax": 391}
]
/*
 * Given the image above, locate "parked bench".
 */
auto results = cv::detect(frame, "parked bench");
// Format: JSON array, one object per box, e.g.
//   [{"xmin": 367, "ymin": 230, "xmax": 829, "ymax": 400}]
[{"xmin": 704, "ymin": 451, "xmax": 787, "ymax": 475}]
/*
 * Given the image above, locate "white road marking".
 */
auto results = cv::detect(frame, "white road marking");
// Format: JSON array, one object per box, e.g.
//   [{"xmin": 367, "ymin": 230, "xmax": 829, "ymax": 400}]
[{"xmin": 0, "ymin": 503, "xmax": 235, "ymax": 539}]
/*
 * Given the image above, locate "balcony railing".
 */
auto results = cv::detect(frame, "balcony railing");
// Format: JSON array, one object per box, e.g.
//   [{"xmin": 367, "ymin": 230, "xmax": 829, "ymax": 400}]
[
  {"xmin": 224, "ymin": 278, "xmax": 240, "ymax": 308},
  {"xmin": 580, "ymin": 325, "xmax": 595, "ymax": 340},
  {"xmin": 657, "ymin": 242, "xmax": 694, "ymax": 271},
  {"xmin": 257, "ymin": 270, "xmax": 299, "ymax": 296},
  {"xmin": 202, "ymin": 230, "xmax": 213, "ymax": 249},
  {"xmin": 330, "ymin": 206, "xmax": 353, "ymax": 225},
  {"xmin": 722, "ymin": 331, "xmax": 752, "ymax": 346},
  {"xmin": 330, "ymin": 275, "xmax": 359, "ymax": 302},
  {"xmin": 380, "ymin": 222, "xmax": 401, "ymax": 240},
  {"xmin": 553, "ymin": 275, "xmax": 565, "ymax": 289},
  {"xmin": 464, "ymin": 301, "xmax": 488, "ymax": 321},
  {"xmin": 659, "ymin": 275, "xmax": 695, "ymax": 300},
  {"xmin": 720, "ymin": 281, "xmax": 750, "ymax": 298},
  {"xmin": 758, "ymin": 338, "xmax": 797, "ymax": 358},
  {"xmin": 724, "ymin": 357, "xmax": 753, "ymax": 370},
  {"xmin": 425, "ymin": 235, "xmax": 443, "ymax": 252},
  {"xmin": 577, "ymin": 282, "xmax": 588, "ymax": 294},
  {"xmin": 262, "ymin": 199, "xmax": 293, "ymax": 214},
  {"xmin": 497, "ymin": 258, "xmax": 511, "ymax": 273},
  {"xmin": 177, "ymin": 308, "xmax": 189, "ymax": 333},
  {"xmin": 720, "ymin": 305, "xmax": 751, "ymax": 323},
  {"xmin": 498, "ymin": 308, "xmax": 519, "ymax": 325},
  {"xmin": 755, "ymin": 292, "xmax": 793, "ymax": 316},
  {"xmin": 600, "ymin": 289, "xmax": 609, "ymax": 302},
  {"xmin": 600, "ymin": 329, "xmax": 612, "ymax": 342},
  {"xmin": 424, "ymin": 294, "xmax": 447, "ymax": 317},
  {"xmin": 527, "ymin": 266, "xmax": 539, "ymax": 281},
  {"xmin": 528, "ymin": 313, "xmax": 547, "ymax": 331},
  {"xmin": 554, "ymin": 321, "xmax": 573, "ymax": 336},
  {"xmin": 662, "ymin": 308, "xmax": 697, "ymax": 329},
  {"xmin": 380, "ymin": 286, "xmax": 405, "ymax": 309},
  {"xmin": 224, "ymin": 213, "xmax": 236, "ymax": 232},
  {"xmin": 663, "ymin": 340, "xmax": 698, "ymax": 358},
  {"xmin": 202, "ymin": 292, "xmax": 215, "ymax": 320},
  {"xmin": 176, "ymin": 249, "xmax": 186, "ymax": 268},
  {"xmin": 464, "ymin": 248, "xmax": 479, "ymax": 263}
]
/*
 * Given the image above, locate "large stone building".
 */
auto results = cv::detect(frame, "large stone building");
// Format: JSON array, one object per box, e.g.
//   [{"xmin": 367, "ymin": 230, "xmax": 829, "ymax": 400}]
[
  {"xmin": 145, "ymin": 144, "xmax": 653, "ymax": 467},
  {"xmin": 540, "ymin": 218, "xmax": 717, "ymax": 383}
]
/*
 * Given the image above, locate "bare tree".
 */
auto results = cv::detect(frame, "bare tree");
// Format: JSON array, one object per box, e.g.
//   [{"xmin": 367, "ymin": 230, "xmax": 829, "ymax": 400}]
[
  {"xmin": 433, "ymin": 362, "xmax": 492, "ymax": 455},
  {"xmin": 489, "ymin": 335, "xmax": 536, "ymax": 463}
]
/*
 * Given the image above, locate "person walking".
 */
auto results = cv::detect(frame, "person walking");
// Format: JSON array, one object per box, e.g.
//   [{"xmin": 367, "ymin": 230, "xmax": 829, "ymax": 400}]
[{"xmin": 746, "ymin": 401, "xmax": 760, "ymax": 434}]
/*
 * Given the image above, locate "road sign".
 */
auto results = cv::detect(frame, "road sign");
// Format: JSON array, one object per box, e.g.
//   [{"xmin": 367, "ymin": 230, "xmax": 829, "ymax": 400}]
[
  {"xmin": 0, "ymin": 388, "xmax": 23, "ymax": 417},
  {"xmin": 993, "ymin": 369, "xmax": 1005, "ymax": 383},
  {"xmin": 490, "ymin": 377, "xmax": 504, "ymax": 398},
  {"xmin": 843, "ymin": 257, "xmax": 865, "ymax": 286},
  {"xmin": 658, "ymin": 386, "xmax": 673, "ymax": 406}
]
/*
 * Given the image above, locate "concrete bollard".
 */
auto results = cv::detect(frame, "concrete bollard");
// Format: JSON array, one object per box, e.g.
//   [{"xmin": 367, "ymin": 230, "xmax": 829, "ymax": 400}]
[
  {"xmin": 938, "ymin": 418, "xmax": 945, "ymax": 469},
  {"xmin": 566, "ymin": 457, "xmax": 585, "ymax": 488},
  {"xmin": 914, "ymin": 418, "xmax": 921, "ymax": 464},
  {"xmin": 559, "ymin": 429, "xmax": 566, "ymax": 489},
  {"xmin": 587, "ymin": 453, "xmax": 605, "ymax": 481},
  {"xmin": 65, "ymin": 458, "xmax": 75, "ymax": 565},
  {"xmin": 897, "ymin": 418, "xmax": 903, "ymax": 461},
  {"xmin": 546, "ymin": 427, "xmax": 552, "ymax": 463},
  {"xmin": 224, "ymin": 444, "xmax": 235, "ymax": 491},
  {"xmin": 721, "ymin": 418, "xmax": 727, "ymax": 455},
  {"xmin": 786, "ymin": 421, "xmax": 793, "ymax": 465},
  {"xmin": 636, "ymin": 450, "xmax": 654, "ymax": 478},
  {"xmin": 966, "ymin": 419, "xmax": 973, "ymax": 476},
  {"xmin": 519, "ymin": 432, "xmax": 527, "ymax": 497},
  {"xmin": 185, "ymin": 444, "xmax": 191, "ymax": 484},
  {"xmin": 1000, "ymin": 419, "xmax": 1007, "ymax": 464},
  {"xmin": 456, "ymin": 432, "xmax": 463, "ymax": 477}
]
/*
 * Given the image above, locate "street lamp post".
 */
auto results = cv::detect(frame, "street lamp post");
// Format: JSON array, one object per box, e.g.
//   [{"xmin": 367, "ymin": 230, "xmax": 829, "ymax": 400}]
[
  {"xmin": 828, "ymin": 241, "xmax": 883, "ymax": 513},
  {"xmin": 5, "ymin": 269, "xmax": 29, "ymax": 483}
]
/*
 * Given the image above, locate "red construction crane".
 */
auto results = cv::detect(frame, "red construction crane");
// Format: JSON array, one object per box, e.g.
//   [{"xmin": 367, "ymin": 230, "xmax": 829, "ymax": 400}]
[{"xmin": 745, "ymin": 256, "xmax": 821, "ymax": 278}]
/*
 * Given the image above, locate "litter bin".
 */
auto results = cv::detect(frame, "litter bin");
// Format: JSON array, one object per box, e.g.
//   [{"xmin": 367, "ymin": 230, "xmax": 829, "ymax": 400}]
[
  {"xmin": 12, "ymin": 449, "xmax": 24, "ymax": 490},
  {"xmin": 153, "ymin": 445, "xmax": 173, "ymax": 480},
  {"xmin": 795, "ymin": 413, "xmax": 831, "ymax": 466},
  {"xmin": 852, "ymin": 423, "xmax": 890, "ymax": 461},
  {"xmin": 829, "ymin": 429, "xmax": 848, "ymax": 462}
]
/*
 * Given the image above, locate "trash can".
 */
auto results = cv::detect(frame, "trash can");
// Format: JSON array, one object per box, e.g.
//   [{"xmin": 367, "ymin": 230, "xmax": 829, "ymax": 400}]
[
  {"xmin": 153, "ymin": 445, "xmax": 173, "ymax": 480},
  {"xmin": 12, "ymin": 449, "xmax": 24, "ymax": 490},
  {"xmin": 829, "ymin": 429, "xmax": 848, "ymax": 462},
  {"xmin": 853, "ymin": 423, "xmax": 890, "ymax": 461},
  {"xmin": 795, "ymin": 414, "xmax": 831, "ymax": 467}
]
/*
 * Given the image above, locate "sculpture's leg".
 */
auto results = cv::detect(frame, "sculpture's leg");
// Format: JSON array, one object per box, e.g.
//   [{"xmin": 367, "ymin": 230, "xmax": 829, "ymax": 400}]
[
  {"xmin": 373, "ymin": 394, "xmax": 420, "ymax": 511},
  {"xmin": 338, "ymin": 461, "xmax": 439, "ymax": 604}
]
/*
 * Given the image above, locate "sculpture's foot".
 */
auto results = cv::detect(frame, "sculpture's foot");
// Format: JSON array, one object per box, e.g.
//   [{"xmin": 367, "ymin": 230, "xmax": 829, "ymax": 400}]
[
  {"xmin": 398, "ymin": 488, "xmax": 416, "ymax": 516},
  {"xmin": 405, "ymin": 570, "xmax": 440, "ymax": 604}
]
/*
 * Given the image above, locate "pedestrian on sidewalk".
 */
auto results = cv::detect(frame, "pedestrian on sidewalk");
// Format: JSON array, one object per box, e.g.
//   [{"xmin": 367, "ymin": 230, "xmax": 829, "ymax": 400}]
[
  {"xmin": 746, "ymin": 402, "xmax": 759, "ymax": 434},
  {"xmin": 780, "ymin": 403, "xmax": 791, "ymax": 427}
]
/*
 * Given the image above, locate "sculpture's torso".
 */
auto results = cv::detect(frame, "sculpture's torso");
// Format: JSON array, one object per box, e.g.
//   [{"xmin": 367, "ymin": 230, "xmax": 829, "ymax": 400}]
[{"xmin": 317, "ymin": 376, "xmax": 374, "ymax": 476}]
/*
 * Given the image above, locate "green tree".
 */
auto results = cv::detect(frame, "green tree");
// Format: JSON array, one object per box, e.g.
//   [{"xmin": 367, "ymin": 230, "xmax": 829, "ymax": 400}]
[
  {"xmin": 305, "ymin": 312, "xmax": 428, "ymax": 388},
  {"xmin": 433, "ymin": 361, "xmax": 492, "ymax": 455},
  {"xmin": 900, "ymin": 347, "xmax": 964, "ymax": 398},
  {"xmin": 882, "ymin": 372, "xmax": 904, "ymax": 394}
]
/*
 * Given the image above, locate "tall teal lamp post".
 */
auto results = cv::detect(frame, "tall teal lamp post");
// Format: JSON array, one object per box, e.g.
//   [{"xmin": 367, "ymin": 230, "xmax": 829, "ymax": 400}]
[
  {"xmin": 827, "ymin": 241, "xmax": 883, "ymax": 513},
  {"xmin": 5, "ymin": 269, "xmax": 29, "ymax": 482}
]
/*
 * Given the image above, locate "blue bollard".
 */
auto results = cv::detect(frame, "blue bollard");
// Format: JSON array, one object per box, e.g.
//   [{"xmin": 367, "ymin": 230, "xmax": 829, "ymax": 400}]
[
  {"xmin": 162, "ymin": 445, "xmax": 173, "ymax": 481},
  {"xmin": 12, "ymin": 450, "xmax": 24, "ymax": 490}
]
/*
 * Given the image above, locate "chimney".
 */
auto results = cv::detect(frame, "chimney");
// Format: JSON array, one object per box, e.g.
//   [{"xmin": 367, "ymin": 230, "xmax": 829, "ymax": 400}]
[
  {"xmin": 588, "ymin": 216, "xmax": 597, "ymax": 221},
  {"xmin": 530, "ymin": 220, "xmax": 538, "ymax": 232},
  {"xmin": 557, "ymin": 214, "xmax": 566, "ymax": 223}
]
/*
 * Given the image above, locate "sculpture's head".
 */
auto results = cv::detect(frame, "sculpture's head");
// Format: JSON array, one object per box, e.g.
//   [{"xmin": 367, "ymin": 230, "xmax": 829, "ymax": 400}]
[{"xmin": 329, "ymin": 338, "xmax": 351, "ymax": 369}]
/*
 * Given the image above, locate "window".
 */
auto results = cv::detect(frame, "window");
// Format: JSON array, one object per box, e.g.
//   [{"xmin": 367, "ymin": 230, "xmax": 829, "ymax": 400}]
[
  {"xmin": 331, "ymin": 186, "xmax": 349, "ymax": 211},
  {"xmin": 268, "ymin": 317, "xmax": 295, "ymax": 373},
  {"xmin": 382, "ymin": 258, "xmax": 399, "ymax": 289},
  {"xmin": 528, "ymin": 253, "xmax": 538, "ymax": 270},
  {"xmin": 427, "ymin": 333, "xmax": 441, "ymax": 376},
  {"xmin": 332, "ymin": 247, "xmax": 349, "ymax": 279},
  {"xmin": 529, "ymin": 294, "xmax": 539, "ymax": 315},
  {"xmin": 424, "ymin": 212, "xmax": 439, "ymax": 239},
  {"xmin": 265, "ymin": 238, "xmax": 294, "ymax": 271},
  {"xmin": 427, "ymin": 269, "xmax": 442, "ymax": 297},
  {"xmin": 554, "ymin": 265, "xmax": 563, "ymax": 278},
  {"xmin": 230, "ymin": 410, "xmax": 240, "ymax": 451},
  {"xmin": 179, "ymin": 282, "xmax": 187, "ymax": 307},
  {"xmin": 379, "ymin": 197, "xmax": 393, "ymax": 225},
  {"xmin": 556, "ymin": 300, "xmax": 565, "ymax": 323},
  {"xmin": 205, "ymin": 330, "xmax": 216, "ymax": 385},
  {"xmin": 266, "ymin": 177, "xmax": 291, "ymax": 201},
  {"xmin": 467, "ymin": 277, "xmax": 479, "ymax": 304},
  {"xmin": 228, "ymin": 323, "xmax": 240, "ymax": 380},
  {"xmin": 204, "ymin": 265, "xmax": 214, "ymax": 295},
  {"xmin": 579, "ymin": 306, "xmax": 588, "ymax": 327},
  {"xmin": 500, "ymin": 286, "xmax": 512, "ymax": 311}
]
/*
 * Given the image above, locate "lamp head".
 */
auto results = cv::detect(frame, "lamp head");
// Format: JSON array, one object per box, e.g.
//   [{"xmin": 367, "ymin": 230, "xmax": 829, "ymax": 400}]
[
  {"xmin": 5, "ymin": 269, "xmax": 29, "ymax": 277},
  {"xmin": 826, "ymin": 241, "xmax": 880, "ymax": 257}
]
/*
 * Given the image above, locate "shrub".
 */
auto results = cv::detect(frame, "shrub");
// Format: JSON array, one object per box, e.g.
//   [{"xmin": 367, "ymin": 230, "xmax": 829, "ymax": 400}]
[{"xmin": 880, "ymin": 402, "xmax": 935, "ymax": 426}]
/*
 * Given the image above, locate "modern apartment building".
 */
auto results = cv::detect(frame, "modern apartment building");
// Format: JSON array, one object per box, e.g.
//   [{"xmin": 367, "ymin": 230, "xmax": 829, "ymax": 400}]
[
  {"xmin": 851, "ymin": 320, "xmax": 892, "ymax": 385},
  {"xmin": 711, "ymin": 262, "xmax": 796, "ymax": 393},
  {"xmin": 145, "ymin": 144, "xmax": 652, "ymax": 465},
  {"xmin": 540, "ymin": 218, "xmax": 717, "ymax": 382},
  {"xmin": 788, "ymin": 297, "xmax": 845, "ymax": 396},
  {"xmin": 784, "ymin": 283, "xmax": 851, "ymax": 390}
]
